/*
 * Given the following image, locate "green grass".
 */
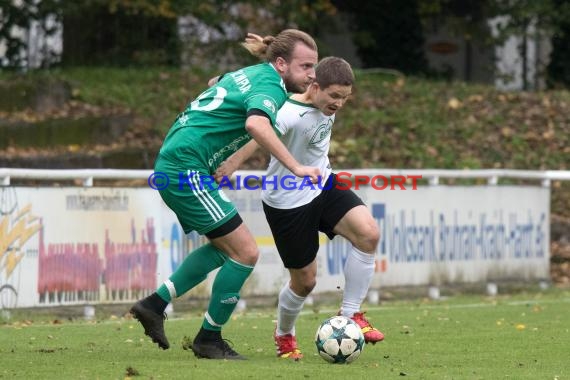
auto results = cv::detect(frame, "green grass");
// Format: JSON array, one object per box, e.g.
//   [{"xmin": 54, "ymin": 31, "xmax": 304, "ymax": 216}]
[
  {"xmin": 0, "ymin": 66, "xmax": 217, "ymax": 121},
  {"xmin": 1, "ymin": 289, "xmax": 569, "ymax": 379},
  {"xmin": 1, "ymin": 67, "xmax": 569, "ymax": 214},
  {"xmin": 2, "ymin": 67, "xmax": 568, "ymax": 171}
]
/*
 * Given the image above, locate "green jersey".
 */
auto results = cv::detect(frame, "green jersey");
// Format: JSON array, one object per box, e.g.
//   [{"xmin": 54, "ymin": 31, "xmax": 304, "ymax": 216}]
[{"xmin": 158, "ymin": 62, "xmax": 287, "ymax": 174}]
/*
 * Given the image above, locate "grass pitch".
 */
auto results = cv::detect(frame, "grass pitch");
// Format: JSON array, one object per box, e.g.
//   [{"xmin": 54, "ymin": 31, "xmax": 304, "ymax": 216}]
[{"xmin": 1, "ymin": 288, "xmax": 569, "ymax": 379}]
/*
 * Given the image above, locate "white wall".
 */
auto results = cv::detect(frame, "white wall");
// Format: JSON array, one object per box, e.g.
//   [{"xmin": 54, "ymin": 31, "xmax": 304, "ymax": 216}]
[{"xmin": 489, "ymin": 16, "xmax": 552, "ymax": 91}]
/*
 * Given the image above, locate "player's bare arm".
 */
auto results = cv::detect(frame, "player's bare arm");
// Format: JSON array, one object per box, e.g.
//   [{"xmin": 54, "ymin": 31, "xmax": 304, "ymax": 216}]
[
  {"xmin": 245, "ymin": 115, "xmax": 320, "ymax": 183},
  {"xmin": 214, "ymin": 140, "xmax": 259, "ymax": 183}
]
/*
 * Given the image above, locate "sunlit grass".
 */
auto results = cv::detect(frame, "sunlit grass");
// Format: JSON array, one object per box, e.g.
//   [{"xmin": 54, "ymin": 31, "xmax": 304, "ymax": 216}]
[{"xmin": 1, "ymin": 288, "xmax": 569, "ymax": 379}]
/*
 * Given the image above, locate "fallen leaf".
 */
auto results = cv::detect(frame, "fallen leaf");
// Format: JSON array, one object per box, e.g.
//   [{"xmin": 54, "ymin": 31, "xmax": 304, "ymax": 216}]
[
  {"xmin": 501, "ymin": 127, "xmax": 513, "ymax": 137},
  {"xmin": 447, "ymin": 98, "xmax": 462, "ymax": 109}
]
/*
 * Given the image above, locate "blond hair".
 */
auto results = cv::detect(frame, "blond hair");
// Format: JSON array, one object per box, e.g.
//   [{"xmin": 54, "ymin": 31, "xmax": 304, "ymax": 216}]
[{"xmin": 242, "ymin": 29, "xmax": 317, "ymax": 62}]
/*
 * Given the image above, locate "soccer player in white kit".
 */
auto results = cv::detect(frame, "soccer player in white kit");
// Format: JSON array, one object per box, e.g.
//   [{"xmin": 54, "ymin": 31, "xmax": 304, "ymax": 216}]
[{"xmin": 215, "ymin": 54, "xmax": 384, "ymax": 360}]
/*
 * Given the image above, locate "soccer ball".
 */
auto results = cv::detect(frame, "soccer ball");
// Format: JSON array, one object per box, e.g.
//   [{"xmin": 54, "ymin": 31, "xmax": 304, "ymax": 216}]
[{"xmin": 315, "ymin": 316, "xmax": 365, "ymax": 364}]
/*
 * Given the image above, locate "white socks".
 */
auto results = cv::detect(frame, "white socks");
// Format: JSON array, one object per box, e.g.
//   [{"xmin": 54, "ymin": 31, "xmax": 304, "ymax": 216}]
[
  {"xmin": 341, "ymin": 246, "xmax": 376, "ymax": 317},
  {"xmin": 276, "ymin": 247, "xmax": 375, "ymax": 332},
  {"xmin": 276, "ymin": 285, "xmax": 305, "ymax": 336}
]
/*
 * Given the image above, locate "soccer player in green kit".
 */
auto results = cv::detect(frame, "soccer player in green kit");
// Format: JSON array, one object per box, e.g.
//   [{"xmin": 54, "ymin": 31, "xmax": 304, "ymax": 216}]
[{"xmin": 130, "ymin": 29, "xmax": 319, "ymax": 360}]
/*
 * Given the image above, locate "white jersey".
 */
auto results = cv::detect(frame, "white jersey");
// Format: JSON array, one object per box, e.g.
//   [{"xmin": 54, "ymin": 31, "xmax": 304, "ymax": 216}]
[{"xmin": 261, "ymin": 98, "xmax": 334, "ymax": 209}]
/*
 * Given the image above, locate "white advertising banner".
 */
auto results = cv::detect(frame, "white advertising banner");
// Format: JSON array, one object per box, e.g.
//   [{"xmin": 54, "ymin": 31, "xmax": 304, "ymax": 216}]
[
  {"xmin": 0, "ymin": 183, "xmax": 550, "ymax": 308},
  {"xmin": 213, "ymin": 184, "xmax": 550, "ymax": 296},
  {"xmin": 0, "ymin": 187, "xmax": 167, "ymax": 308},
  {"xmin": 350, "ymin": 185, "xmax": 548, "ymax": 288}
]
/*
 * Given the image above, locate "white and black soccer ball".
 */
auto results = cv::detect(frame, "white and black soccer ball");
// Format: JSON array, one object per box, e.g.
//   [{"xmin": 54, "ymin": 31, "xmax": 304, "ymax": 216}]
[{"xmin": 315, "ymin": 316, "xmax": 365, "ymax": 364}]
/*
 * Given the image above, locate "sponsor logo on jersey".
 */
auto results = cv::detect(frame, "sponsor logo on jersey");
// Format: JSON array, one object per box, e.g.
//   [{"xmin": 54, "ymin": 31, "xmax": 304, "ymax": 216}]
[
  {"xmin": 263, "ymin": 99, "xmax": 276, "ymax": 114},
  {"xmin": 230, "ymin": 69, "xmax": 251, "ymax": 93},
  {"xmin": 178, "ymin": 114, "xmax": 189, "ymax": 124},
  {"xmin": 208, "ymin": 133, "xmax": 251, "ymax": 168},
  {"xmin": 309, "ymin": 119, "xmax": 333, "ymax": 145},
  {"xmin": 299, "ymin": 110, "xmax": 310, "ymax": 117}
]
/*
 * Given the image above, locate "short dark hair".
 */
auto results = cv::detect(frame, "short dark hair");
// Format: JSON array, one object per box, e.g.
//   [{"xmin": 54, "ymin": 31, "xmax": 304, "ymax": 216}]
[{"xmin": 315, "ymin": 57, "xmax": 354, "ymax": 89}]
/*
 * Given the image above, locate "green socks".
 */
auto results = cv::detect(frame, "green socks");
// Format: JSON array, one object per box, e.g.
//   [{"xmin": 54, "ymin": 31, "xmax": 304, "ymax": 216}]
[
  {"xmin": 202, "ymin": 258, "xmax": 254, "ymax": 331},
  {"xmin": 156, "ymin": 243, "xmax": 227, "ymax": 302},
  {"xmin": 155, "ymin": 243, "xmax": 254, "ymax": 332}
]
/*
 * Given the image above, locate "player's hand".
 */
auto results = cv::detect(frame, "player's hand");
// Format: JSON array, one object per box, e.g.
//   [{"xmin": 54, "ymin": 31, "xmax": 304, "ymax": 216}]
[
  {"xmin": 214, "ymin": 160, "xmax": 238, "ymax": 183},
  {"xmin": 292, "ymin": 166, "xmax": 321, "ymax": 184}
]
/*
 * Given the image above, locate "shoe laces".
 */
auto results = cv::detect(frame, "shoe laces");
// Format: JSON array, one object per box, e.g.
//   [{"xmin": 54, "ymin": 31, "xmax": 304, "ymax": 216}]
[
  {"xmin": 218, "ymin": 339, "xmax": 240, "ymax": 356},
  {"xmin": 275, "ymin": 334, "xmax": 298, "ymax": 354}
]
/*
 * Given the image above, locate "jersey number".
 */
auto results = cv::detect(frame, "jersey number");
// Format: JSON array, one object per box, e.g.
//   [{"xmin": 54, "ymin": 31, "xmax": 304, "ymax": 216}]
[{"xmin": 190, "ymin": 87, "xmax": 228, "ymax": 112}]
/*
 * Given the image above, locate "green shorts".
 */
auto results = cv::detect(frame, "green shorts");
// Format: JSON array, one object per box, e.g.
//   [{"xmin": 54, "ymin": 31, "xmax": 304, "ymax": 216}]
[{"xmin": 155, "ymin": 158, "xmax": 237, "ymax": 235}]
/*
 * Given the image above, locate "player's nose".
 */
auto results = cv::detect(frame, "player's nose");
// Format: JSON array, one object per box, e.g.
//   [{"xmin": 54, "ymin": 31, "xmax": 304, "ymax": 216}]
[{"xmin": 308, "ymin": 69, "xmax": 316, "ymax": 81}]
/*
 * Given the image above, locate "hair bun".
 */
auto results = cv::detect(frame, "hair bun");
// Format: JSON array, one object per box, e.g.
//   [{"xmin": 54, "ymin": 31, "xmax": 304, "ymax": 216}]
[{"xmin": 263, "ymin": 36, "xmax": 275, "ymax": 45}]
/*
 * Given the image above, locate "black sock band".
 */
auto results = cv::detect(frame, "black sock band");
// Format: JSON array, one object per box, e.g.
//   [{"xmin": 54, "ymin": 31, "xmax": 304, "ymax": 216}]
[
  {"xmin": 195, "ymin": 327, "xmax": 222, "ymax": 342},
  {"xmin": 142, "ymin": 292, "xmax": 168, "ymax": 314}
]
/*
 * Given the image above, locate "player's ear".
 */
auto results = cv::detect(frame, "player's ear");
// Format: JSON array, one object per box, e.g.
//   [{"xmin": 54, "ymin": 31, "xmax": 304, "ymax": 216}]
[{"xmin": 274, "ymin": 56, "xmax": 288, "ymax": 73}]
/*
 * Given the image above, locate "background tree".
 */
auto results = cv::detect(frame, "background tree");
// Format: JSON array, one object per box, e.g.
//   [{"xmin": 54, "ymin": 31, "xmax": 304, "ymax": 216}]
[
  {"xmin": 419, "ymin": 0, "xmax": 494, "ymax": 81},
  {"xmin": 1, "ymin": 0, "xmax": 337, "ymax": 69},
  {"xmin": 175, "ymin": 0, "xmax": 337, "ymax": 69},
  {"xmin": 2, "ymin": 0, "xmax": 569, "ymax": 83},
  {"xmin": 418, "ymin": 0, "xmax": 570, "ymax": 89},
  {"xmin": 546, "ymin": 0, "xmax": 570, "ymax": 89},
  {"xmin": 0, "ymin": 0, "xmax": 60, "ymax": 69},
  {"xmin": 333, "ymin": 0, "xmax": 428, "ymax": 74},
  {"xmin": 0, "ymin": 0, "xmax": 31, "ymax": 68},
  {"xmin": 489, "ymin": 0, "xmax": 567, "ymax": 90},
  {"xmin": 60, "ymin": 0, "xmax": 180, "ymax": 66}
]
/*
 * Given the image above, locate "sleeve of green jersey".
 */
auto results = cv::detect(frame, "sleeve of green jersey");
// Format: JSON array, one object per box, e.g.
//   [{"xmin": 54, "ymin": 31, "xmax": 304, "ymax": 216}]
[{"xmin": 244, "ymin": 81, "xmax": 287, "ymax": 130}]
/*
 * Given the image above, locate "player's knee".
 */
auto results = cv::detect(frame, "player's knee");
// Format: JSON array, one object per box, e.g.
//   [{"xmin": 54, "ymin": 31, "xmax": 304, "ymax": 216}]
[
  {"xmin": 299, "ymin": 278, "xmax": 316, "ymax": 295},
  {"xmin": 241, "ymin": 246, "xmax": 259, "ymax": 266},
  {"xmin": 230, "ymin": 243, "xmax": 259, "ymax": 266},
  {"xmin": 292, "ymin": 277, "xmax": 316, "ymax": 296},
  {"xmin": 354, "ymin": 223, "xmax": 380, "ymax": 253}
]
